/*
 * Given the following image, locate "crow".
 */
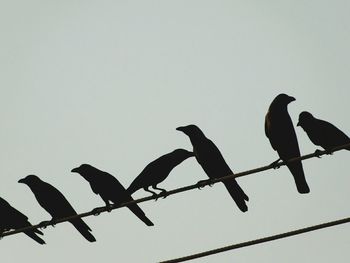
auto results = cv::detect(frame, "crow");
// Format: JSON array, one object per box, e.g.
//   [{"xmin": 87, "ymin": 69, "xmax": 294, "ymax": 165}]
[
  {"xmin": 0, "ymin": 196, "xmax": 45, "ymax": 244},
  {"xmin": 127, "ymin": 149, "xmax": 194, "ymax": 196},
  {"xmin": 176, "ymin": 125, "xmax": 249, "ymax": 212},
  {"xmin": 265, "ymin": 94, "xmax": 310, "ymax": 194},
  {"xmin": 71, "ymin": 164, "xmax": 154, "ymax": 226},
  {"xmin": 18, "ymin": 175, "xmax": 96, "ymax": 242},
  {"xmin": 297, "ymin": 111, "xmax": 350, "ymax": 152}
]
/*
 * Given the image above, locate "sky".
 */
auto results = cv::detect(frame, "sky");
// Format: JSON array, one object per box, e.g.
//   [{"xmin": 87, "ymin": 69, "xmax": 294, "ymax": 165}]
[{"xmin": 1, "ymin": 1, "xmax": 349, "ymax": 262}]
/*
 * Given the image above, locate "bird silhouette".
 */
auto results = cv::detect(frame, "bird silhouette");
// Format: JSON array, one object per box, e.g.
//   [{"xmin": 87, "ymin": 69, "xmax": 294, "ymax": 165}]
[
  {"xmin": 265, "ymin": 94, "xmax": 310, "ymax": 193},
  {"xmin": 127, "ymin": 149, "xmax": 194, "ymax": 196},
  {"xmin": 0, "ymin": 196, "xmax": 45, "ymax": 244},
  {"xmin": 71, "ymin": 164, "xmax": 154, "ymax": 226},
  {"xmin": 18, "ymin": 175, "xmax": 96, "ymax": 242},
  {"xmin": 297, "ymin": 111, "xmax": 350, "ymax": 152},
  {"xmin": 176, "ymin": 125, "xmax": 249, "ymax": 212}
]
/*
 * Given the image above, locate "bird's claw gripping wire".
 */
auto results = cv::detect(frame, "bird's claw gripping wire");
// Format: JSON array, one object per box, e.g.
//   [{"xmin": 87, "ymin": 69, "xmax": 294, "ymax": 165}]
[
  {"xmin": 269, "ymin": 159, "xmax": 282, "ymax": 169},
  {"xmin": 92, "ymin": 207, "xmax": 105, "ymax": 216},
  {"xmin": 154, "ymin": 192, "xmax": 168, "ymax": 201},
  {"xmin": 159, "ymin": 190, "xmax": 168, "ymax": 199},
  {"xmin": 196, "ymin": 179, "xmax": 213, "ymax": 189},
  {"xmin": 314, "ymin": 149, "xmax": 323, "ymax": 158},
  {"xmin": 39, "ymin": 219, "xmax": 56, "ymax": 229}
]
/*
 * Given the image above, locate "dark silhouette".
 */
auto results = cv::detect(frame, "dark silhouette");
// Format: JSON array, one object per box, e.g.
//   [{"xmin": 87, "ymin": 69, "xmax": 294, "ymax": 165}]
[
  {"xmin": 0, "ymin": 197, "xmax": 45, "ymax": 244},
  {"xmin": 18, "ymin": 175, "xmax": 96, "ymax": 242},
  {"xmin": 265, "ymin": 94, "xmax": 310, "ymax": 194},
  {"xmin": 297, "ymin": 111, "xmax": 350, "ymax": 152},
  {"xmin": 71, "ymin": 164, "xmax": 154, "ymax": 226},
  {"xmin": 127, "ymin": 149, "xmax": 194, "ymax": 196},
  {"xmin": 176, "ymin": 125, "xmax": 249, "ymax": 212}
]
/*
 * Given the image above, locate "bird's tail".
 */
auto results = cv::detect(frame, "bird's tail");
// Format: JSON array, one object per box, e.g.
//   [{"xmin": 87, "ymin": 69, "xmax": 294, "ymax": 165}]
[
  {"xmin": 70, "ymin": 218, "xmax": 96, "ymax": 242},
  {"xmin": 24, "ymin": 230, "xmax": 46, "ymax": 245},
  {"xmin": 287, "ymin": 162, "xmax": 310, "ymax": 194},
  {"xmin": 223, "ymin": 179, "xmax": 249, "ymax": 212},
  {"xmin": 127, "ymin": 203, "xmax": 154, "ymax": 226},
  {"xmin": 126, "ymin": 184, "xmax": 138, "ymax": 195}
]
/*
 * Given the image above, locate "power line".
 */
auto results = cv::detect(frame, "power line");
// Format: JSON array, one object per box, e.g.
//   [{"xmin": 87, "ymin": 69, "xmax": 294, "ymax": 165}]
[
  {"xmin": 1, "ymin": 143, "xmax": 349, "ymax": 239},
  {"xmin": 159, "ymin": 216, "xmax": 350, "ymax": 263}
]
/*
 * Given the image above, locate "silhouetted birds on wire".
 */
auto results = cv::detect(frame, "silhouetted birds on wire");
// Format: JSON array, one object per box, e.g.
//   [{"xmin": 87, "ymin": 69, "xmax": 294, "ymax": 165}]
[
  {"xmin": 176, "ymin": 124, "xmax": 249, "ymax": 212},
  {"xmin": 265, "ymin": 94, "xmax": 310, "ymax": 194},
  {"xmin": 3, "ymin": 94, "xmax": 350, "ymax": 246},
  {"xmin": 0, "ymin": 197, "xmax": 45, "ymax": 244},
  {"xmin": 297, "ymin": 111, "xmax": 350, "ymax": 152},
  {"xmin": 18, "ymin": 175, "xmax": 96, "ymax": 242},
  {"xmin": 71, "ymin": 164, "xmax": 154, "ymax": 226},
  {"xmin": 127, "ymin": 149, "xmax": 194, "ymax": 197}
]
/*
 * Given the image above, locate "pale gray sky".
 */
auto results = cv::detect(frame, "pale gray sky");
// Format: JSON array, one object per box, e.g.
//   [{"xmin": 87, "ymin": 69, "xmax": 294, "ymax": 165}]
[{"xmin": 1, "ymin": 1, "xmax": 349, "ymax": 262}]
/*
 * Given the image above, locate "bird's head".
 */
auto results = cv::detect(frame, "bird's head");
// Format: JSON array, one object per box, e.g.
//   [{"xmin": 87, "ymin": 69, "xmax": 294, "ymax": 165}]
[
  {"xmin": 71, "ymin": 164, "xmax": 98, "ymax": 182},
  {"xmin": 176, "ymin": 124, "xmax": 204, "ymax": 138},
  {"xmin": 297, "ymin": 111, "xmax": 314, "ymax": 127},
  {"xmin": 270, "ymin": 93, "xmax": 296, "ymax": 109},
  {"xmin": 171, "ymin": 148, "xmax": 195, "ymax": 159},
  {"xmin": 71, "ymin": 164, "xmax": 92, "ymax": 176},
  {"xmin": 18, "ymin": 174, "xmax": 41, "ymax": 186}
]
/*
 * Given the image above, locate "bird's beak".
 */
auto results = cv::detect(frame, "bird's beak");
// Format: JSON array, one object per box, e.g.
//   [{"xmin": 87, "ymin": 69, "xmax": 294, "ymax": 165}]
[
  {"xmin": 289, "ymin": 96, "xmax": 296, "ymax": 102},
  {"xmin": 71, "ymin": 167, "xmax": 79, "ymax": 173},
  {"xmin": 296, "ymin": 121, "xmax": 300, "ymax": 127},
  {"xmin": 176, "ymin": 126, "xmax": 185, "ymax": 132},
  {"xmin": 18, "ymin": 178, "xmax": 25, "ymax": 184}
]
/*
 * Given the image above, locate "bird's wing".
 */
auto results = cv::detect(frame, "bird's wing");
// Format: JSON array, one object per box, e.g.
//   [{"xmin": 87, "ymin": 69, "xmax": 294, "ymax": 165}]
[{"xmin": 197, "ymin": 139, "xmax": 233, "ymax": 179}]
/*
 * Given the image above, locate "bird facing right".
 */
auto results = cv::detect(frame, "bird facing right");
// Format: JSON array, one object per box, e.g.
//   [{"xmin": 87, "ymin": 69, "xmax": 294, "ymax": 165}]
[
  {"xmin": 297, "ymin": 111, "xmax": 350, "ymax": 152},
  {"xmin": 127, "ymin": 149, "xmax": 194, "ymax": 196},
  {"xmin": 265, "ymin": 94, "xmax": 310, "ymax": 194}
]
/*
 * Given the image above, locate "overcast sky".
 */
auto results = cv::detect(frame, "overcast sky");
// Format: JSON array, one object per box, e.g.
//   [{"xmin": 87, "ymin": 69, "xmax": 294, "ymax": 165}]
[{"xmin": 1, "ymin": 1, "xmax": 349, "ymax": 262}]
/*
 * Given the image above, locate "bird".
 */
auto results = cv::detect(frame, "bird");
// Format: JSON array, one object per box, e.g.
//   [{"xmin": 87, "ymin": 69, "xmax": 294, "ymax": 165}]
[
  {"xmin": 297, "ymin": 111, "xmax": 350, "ymax": 152},
  {"xmin": 18, "ymin": 175, "xmax": 96, "ymax": 242},
  {"xmin": 176, "ymin": 124, "xmax": 249, "ymax": 212},
  {"xmin": 71, "ymin": 164, "xmax": 154, "ymax": 226},
  {"xmin": 127, "ymin": 149, "xmax": 194, "ymax": 196},
  {"xmin": 0, "ymin": 196, "xmax": 45, "ymax": 244},
  {"xmin": 265, "ymin": 93, "xmax": 310, "ymax": 194}
]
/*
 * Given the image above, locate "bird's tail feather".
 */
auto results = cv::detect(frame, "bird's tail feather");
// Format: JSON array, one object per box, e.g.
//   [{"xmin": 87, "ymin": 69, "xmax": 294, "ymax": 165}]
[
  {"xmin": 127, "ymin": 204, "xmax": 154, "ymax": 226},
  {"xmin": 223, "ymin": 179, "xmax": 249, "ymax": 212},
  {"xmin": 34, "ymin": 228, "xmax": 44, "ymax": 235},
  {"xmin": 287, "ymin": 163, "xmax": 310, "ymax": 194},
  {"xmin": 70, "ymin": 219, "xmax": 96, "ymax": 242},
  {"xmin": 126, "ymin": 184, "xmax": 138, "ymax": 195},
  {"xmin": 24, "ymin": 230, "xmax": 46, "ymax": 245}
]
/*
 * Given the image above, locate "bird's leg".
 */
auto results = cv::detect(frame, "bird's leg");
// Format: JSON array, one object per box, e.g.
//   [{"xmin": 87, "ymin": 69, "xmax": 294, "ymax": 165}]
[
  {"xmin": 196, "ymin": 179, "xmax": 213, "ymax": 189},
  {"xmin": 325, "ymin": 149, "xmax": 334, "ymax": 155},
  {"xmin": 144, "ymin": 187, "xmax": 158, "ymax": 200},
  {"xmin": 38, "ymin": 220, "xmax": 50, "ymax": 229},
  {"xmin": 104, "ymin": 199, "xmax": 112, "ymax": 212},
  {"xmin": 92, "ymin": 207, "xmax": 104, "ymax": 216},
  {"xmin": 92, "ymin": 199, "xmax": 112, "ymax": 215},
  {"xmin": 269, "ymin": 158, "xmax": 282, "ymax": 169},
  {"xmin": 314, "ymin": 149, "xmax": 323, "ymax": 158},
  {"xmin": 152, "ymin": 185, "xmax": 168, "ymax": 199}
]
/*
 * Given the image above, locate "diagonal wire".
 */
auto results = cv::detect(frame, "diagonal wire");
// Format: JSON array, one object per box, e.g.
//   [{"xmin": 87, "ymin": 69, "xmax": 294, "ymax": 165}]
[
  {"xmin": 159, "ymin": 216, "xmax": 350, "ymax": 263},
  {"xmin": 1, "ymin": 143, "xmax": 349, "ymax": 239}
]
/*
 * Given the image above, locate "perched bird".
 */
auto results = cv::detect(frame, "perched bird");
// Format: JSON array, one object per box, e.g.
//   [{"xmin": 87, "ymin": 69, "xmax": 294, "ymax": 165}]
[
  {"xmin": 265, "ymin": 94, "xmax": 310, "ymax": 194},
  {"xmin": 0, "ymin": 197, "xmax": 45, "ymax": 244},
  {"xmin": 176, "ymin": 125, "xmax": 249, "ymax": 212},
  {"xmin": 18, "ymin": 175, "xmax": 96, "ymax": 242},
  {"xmin": 71, "ymin": 164, "xmax": 154, "ymax": 226},
  {"xmin": 127, "ymin": 149, "xmax": 194, "ymax": 196},
  {"xmin": 297, "ymin": 111, "xmax": 350, "ymax": 151}
]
